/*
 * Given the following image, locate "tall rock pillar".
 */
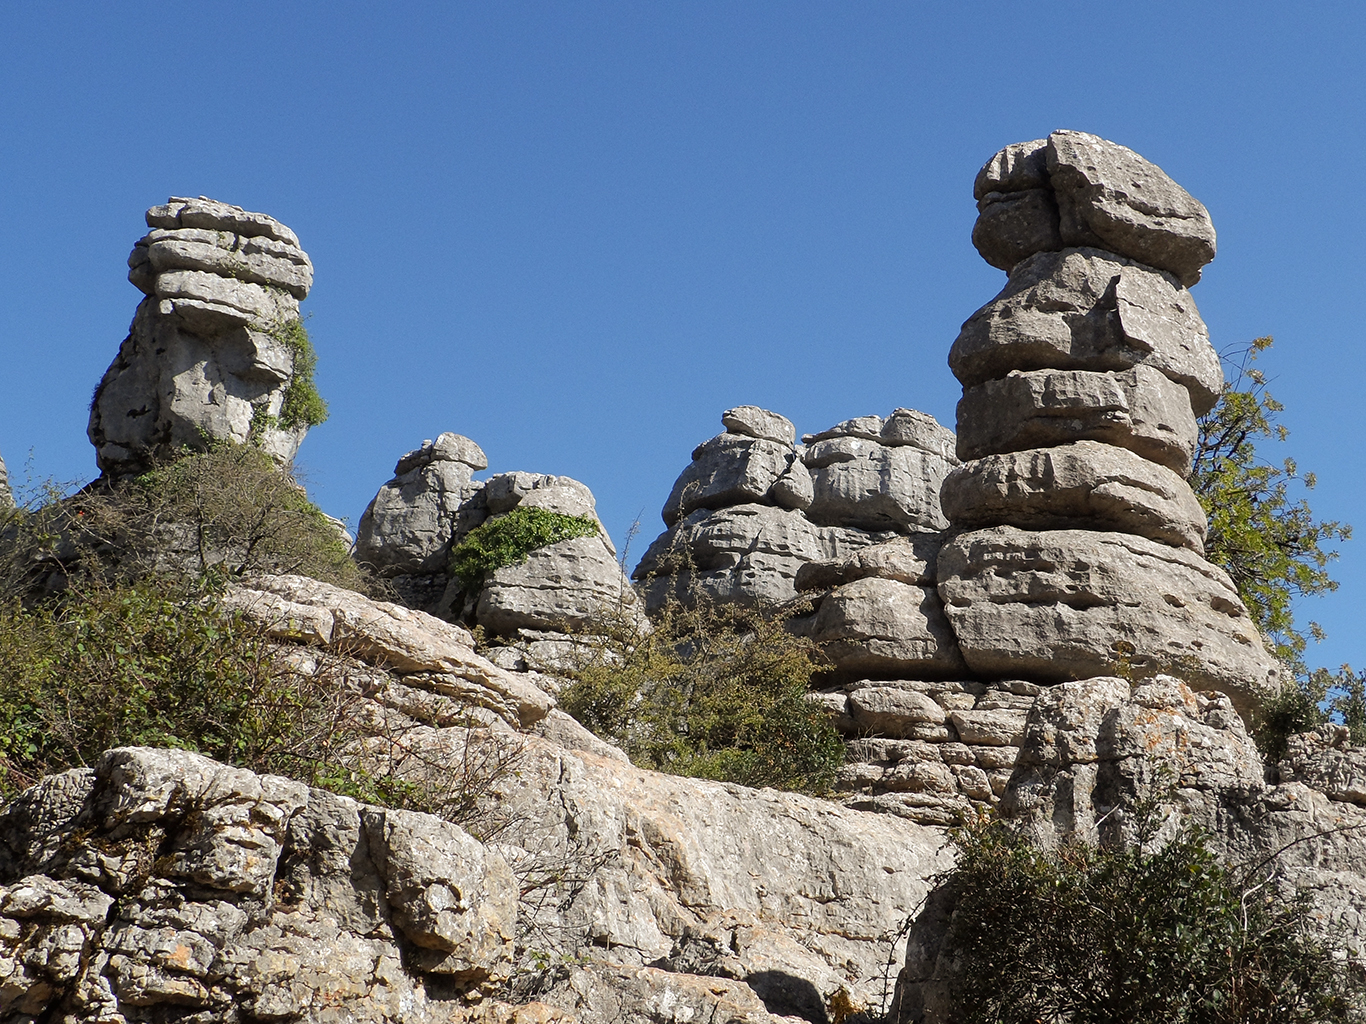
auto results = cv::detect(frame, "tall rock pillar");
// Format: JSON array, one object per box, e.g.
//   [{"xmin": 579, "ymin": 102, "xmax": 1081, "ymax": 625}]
[
  {"xmin": 937, "ymin": 131, "xmax": 1280, "ymax": 714},
  {"xmin": 88, "ymin": 197, "xmax": 316, "ymax": 477}
]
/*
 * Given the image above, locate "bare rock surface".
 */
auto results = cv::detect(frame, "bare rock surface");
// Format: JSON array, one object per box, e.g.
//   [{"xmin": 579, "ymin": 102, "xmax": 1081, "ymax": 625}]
[
  {"xmin": 0, "ymin": 452, "xmax": 10, "ymax": 509},
  {"xmin": 795, "ymin": 534, "xmax": 941, "ymax": 591},
  {"xmin": 940, "ymin": 441, "xmax": 1207, "ymax": 552},
  {"xmin": 937, "ymin": 527, "xmax": 1280, "ymax": 715},
  {"xmin": 0, "ymin": 747, "xmax": 516, "ymax": 1022},
  {"xmin": 721, "ymin": 406, "xmax": 796, "ymax": 445},
  {"xmin": 221, "ymin": 573, "xmax": 555, "ymax": 727},
  {"xmin": 355, "ymin": 433, "xmax": 488, "ymax": 576},
  {"xmin": 811, "ymin": 577, "xmax": 966, "ymax": 678},
  {"xmin": 804, "ymin": 437, "xmax": 953, "ymax": 532},
  {"xmin": 969, "ymin": 133, "xmax": 1217, "ymax": 287},
  {"xmin": 90, "ymin": 198, "xmax": 316, "ymax": 475},
  {"xmin": 477, "ymin": 533, "xmax": 639, "ymax": 635},
  {"xmin": 634, "ymin": 504, "xmax": 894, "ymax": 611},
  {"xmin": 955, "ymin": 365, "xmax": 1197, "ymax": 475},
  {"xmin": 949, "ymin": 248, "xmax": 1222, "ymax": 415},
  {"xmin": 1047, "ymin": 130, "xmax": 1217, "ymax": 287},
  {"xmin": 663, "ymin": 435, "xmax": 794, "ymax": 527}
]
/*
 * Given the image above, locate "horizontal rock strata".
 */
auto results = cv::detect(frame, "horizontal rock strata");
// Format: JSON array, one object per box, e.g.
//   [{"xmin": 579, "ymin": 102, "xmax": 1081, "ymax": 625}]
[
  {"xmin": 955, "ymin": 365, "xmax": 1197, "ymax": 476},
  {"xmin": 939, "ymin": 440, "xmax": 1207, "ymax": 552},
  {"xmin": 936, "ymin": 526, "xmax": 1279, "ymax": 714},
  {"xmin": 950, "ymin": 247, "xmax": 1221, "ymax": 416}
]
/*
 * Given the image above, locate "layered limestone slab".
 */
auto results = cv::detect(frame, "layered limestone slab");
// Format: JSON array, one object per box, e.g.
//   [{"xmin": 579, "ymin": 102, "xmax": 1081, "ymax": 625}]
[
  {"xmin": 795, "ymin": 534, "xmax": 941, "ymax": 591},
  {"xmin": 721, "ymin": 405, "xmax": 796, "ymax": 445},
  {"xmin": 810, "ymin": 577, "xmax": 966, "ymax": 678},
  {"xmin": 955, "ymin": 365, "xmax": 1197, "ymax": 476},
  {"xmin": 355, "ymin": 434, "xmax": 488, "ymax": 576},
  {"xmin": 936, "ymin": 526, "xmax": 1280, "ymax": 714},
  {"xmin": 939, "ymin": 441, "xmax": 1207, "ymax": 553},
  {"xmin": 477, "ymin": 533, "xmax": 639, "ymax": 635},
  {"xmin": 804, "ymin": 437, "xmax": 952, "ymax": 532},
  {"xmin": 662, "ymin": 434, "xmax": 794, "ymax": 527},
  {"xmin": 949, "ymin": 248, "xmax": 1222, "ymax": 415},
  {"xmin": 635, "ymin": 503, "xmax": 894, "ymax": 610},
  {"xmin": 90, "ymin": 198, "xmax": 314, "ymax": 476}
]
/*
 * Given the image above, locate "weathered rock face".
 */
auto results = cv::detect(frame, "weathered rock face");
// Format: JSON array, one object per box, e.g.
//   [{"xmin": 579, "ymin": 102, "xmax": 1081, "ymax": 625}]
[
  {"xmin": 972, "ymin": 131, "xmax": 1216, "ymax": 287},
  {"xmin": 955, "ymin": 365, "xmax": 1198, "ymax": 476},
  {"xmin": 355, "ymin": 438, "xmax": 637, "ymax": 637},
  {"xmin": 0, "ymin": 452, "xmax": 11, "ymax": 509},
  {"xmin": 892, "ymin": 678, "xmax": 1366, "ymax": 1022},
  {"xmin": 0, "ymin": 747, "xmax": 517, "ymax": 1022},
  {"xmin": 936, "ymin": 527, "xmax": 1279, "ymax": 716},
  {"xmin": 89, "ymin": 198, "xmax": 316, "ymax": 476},
  {"xmin": 950, "ymin": 247, "xmax": 1221, "ymax": 416},
  {"xmin": 939, "ymin": 441, "xmax": 1208, "ymax": 552},
  {"xmin": 636, "ymin": 407, "xmax": 957, "ymax": 612},
  {"xmin": 823, "ymin": 678, "xmax": 1039, "ymax": 825},
  {"xmin": 944, "ymin": 133, "xmax": 1280, "ymax": 711},
  {"xmin": 355, "ymin": 433, "xmax": 490, "ymax": 576}
]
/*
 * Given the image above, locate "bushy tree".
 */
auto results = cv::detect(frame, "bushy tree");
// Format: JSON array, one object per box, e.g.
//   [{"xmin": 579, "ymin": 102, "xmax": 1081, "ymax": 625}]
[
  {"xmin": 937, "ymin": 811, "xmax": 1363, "ymax": 1023},
  {"xmin": 1192, "ymin": 337, "xmax": 1351, "ymax": 667}
]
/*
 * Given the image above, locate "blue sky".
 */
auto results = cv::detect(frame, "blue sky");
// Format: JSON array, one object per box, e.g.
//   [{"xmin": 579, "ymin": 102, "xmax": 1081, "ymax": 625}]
[{"xmin": 2, "ymin": 3, "xmax": 1363, "ymax": 671}]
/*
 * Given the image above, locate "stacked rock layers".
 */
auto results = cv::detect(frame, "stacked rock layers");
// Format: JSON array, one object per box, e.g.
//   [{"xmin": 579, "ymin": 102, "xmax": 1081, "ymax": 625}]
[
  {"xmin": 89, "ymin": 197, "xmax": 315, "ymax": 476},
  {"xmin": 635, "ymin": 405, "xmax": 972, "ymax": 680},
  {"xmin": 943, "ymin": 131, "xmax": 1279, "ymax": 712},
  {"xmin": 355, "ymin": 433, "xmax": 638, "ymax": 636}
]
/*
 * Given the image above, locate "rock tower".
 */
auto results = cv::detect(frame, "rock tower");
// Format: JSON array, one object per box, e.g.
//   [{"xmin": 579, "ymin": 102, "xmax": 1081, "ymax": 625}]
[
  {"xmin": 939, "ymin": 130, "xmax": 1279, "ymax": 713},
  {"xmin": 88, "ymin": 197, "xmax": 316, "ymax": 476}
]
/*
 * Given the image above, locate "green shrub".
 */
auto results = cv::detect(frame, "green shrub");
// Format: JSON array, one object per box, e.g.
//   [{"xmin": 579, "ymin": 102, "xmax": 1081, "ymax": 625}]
[
  {"xmin": 558, "ymin": 598, "xmax": 844, "ymax": 793},
  {"xmin": 935, "ymin": 811, "xmax": 1362, "ymax": 1023},
  {"xmin": 0, "ymin": 578, "xmax": 355, "ymax": 799},
  {"xmin": 449, "ymin": 506, "xmax": 600, "ymax": 591},
  {"xmin": 272, "ymin": 318, "xmax": 329, "ymax": 429},
  {"xmin": 74, "ymin": 443, "xmax": 368, "ymax": 592}
]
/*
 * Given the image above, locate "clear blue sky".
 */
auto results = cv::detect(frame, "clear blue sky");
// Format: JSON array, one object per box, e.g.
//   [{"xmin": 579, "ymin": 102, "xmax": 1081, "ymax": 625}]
[{"xmin": 2, "ymin": 4, "xmax": 1363, "ymax": 672}]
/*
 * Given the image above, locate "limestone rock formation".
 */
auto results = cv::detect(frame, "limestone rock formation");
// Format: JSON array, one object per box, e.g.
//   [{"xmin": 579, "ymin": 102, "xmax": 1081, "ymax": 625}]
[
  {"xmin": 950, "ymin": 248, "xmax": 1221, "ymax": 415},
  {"xmin": 955, "ymin": 365, "xmax": 1198, "ymax": 476},
  {"xmin": 892, "ymin": 677, "xmax": 1366, "ymax": 1021},
  {"xmin": 824, "ymin": 678, "xmax": 1039, "ymax": 824},
  {"xmin": 355, "ymin": 433, "xmax": 490, "ymax": 576},
  {"xmin": 636, "ymin": 407, "xmax": 957, "ymax": 612},
  {"xmin": 972, "ymin": 131, "xmax": 1216, "ymax": 287},
  {"xmin": 89, "ymin": 198, "xmax": 317, "ymax": 476},
  {"xmin": 943, "ymin": 133, "xmax": 1281, "ymax": 708},
  {"xmin": 356, "ymin": 437, "xmax": 638, "ymax": 637},
  {"xmin": 0, "ymin": 452, "xmax": 10, "ymax": 509},
  {"xmin": 937, "ymin": 526, "xmax": 1276, "ymax": 716}
]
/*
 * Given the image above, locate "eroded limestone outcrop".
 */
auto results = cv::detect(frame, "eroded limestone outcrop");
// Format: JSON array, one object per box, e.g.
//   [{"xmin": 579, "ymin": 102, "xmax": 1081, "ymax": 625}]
[
  {"xmin": 634, "ymin": 406, "xmax": 956, "ymax": 621},
  {"xmin": 891, "ymin": 677, "xmax": 1366, "ymax": 1022},
  {"xmin": 940, "ymin": 132, "xmax": 1281, "ymax": 711},
  {"xmin": 89, "ymin": 198, "xmax": 317, "ymax": 477},
  {"xmin": 355, "ymin": 438, "xmax": 638, "ymax": 637}
]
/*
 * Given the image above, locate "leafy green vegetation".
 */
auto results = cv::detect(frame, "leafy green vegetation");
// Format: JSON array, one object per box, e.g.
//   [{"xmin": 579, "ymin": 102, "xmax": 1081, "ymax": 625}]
[
  {"xmin": 558, "ymin": 598, "xmax": 844, "ymax": 793},
  {"xmin": 1192, "ymin": 337, "xmax": 1350, "ymax": 667},
  {"xmin": 936, "ymin": 810, "xmax": 1363, "ymax": 1023},
  {"xmin": 271, "ymin": 317, "xmax": 328, "ymax": 430},
  {"xmin": 449, "ymin": 506, "xmax": 600, "ymax": 591},
  {"xmin": 0, "ymin": 578, "xmax": 347, "ymax": 799}
]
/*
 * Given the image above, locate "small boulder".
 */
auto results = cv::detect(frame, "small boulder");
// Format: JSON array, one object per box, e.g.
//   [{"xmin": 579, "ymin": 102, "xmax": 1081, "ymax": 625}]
[{"xmin": 721, "ymin": 406, "xmax": 797, "ymax": 445}]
